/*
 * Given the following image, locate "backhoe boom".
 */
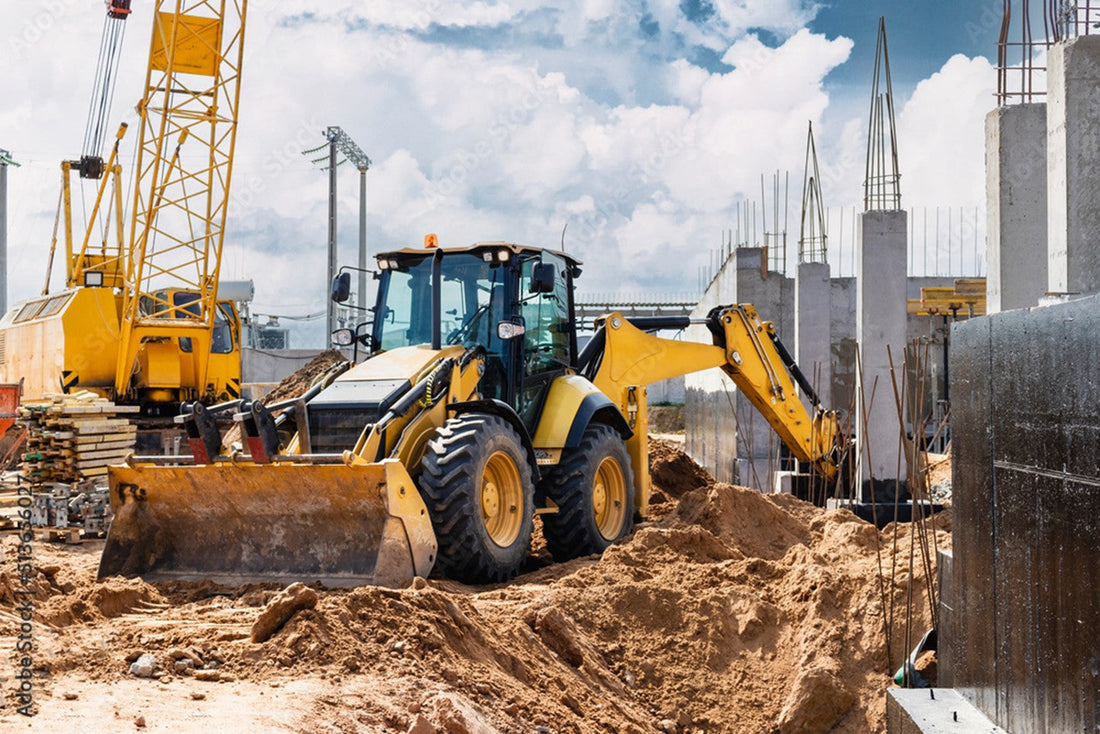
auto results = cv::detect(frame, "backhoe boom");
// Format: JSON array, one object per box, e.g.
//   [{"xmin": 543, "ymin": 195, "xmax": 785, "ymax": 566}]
[{"xmin": 588, "ymin": 304, "xmax": 844, "ymax": 489}]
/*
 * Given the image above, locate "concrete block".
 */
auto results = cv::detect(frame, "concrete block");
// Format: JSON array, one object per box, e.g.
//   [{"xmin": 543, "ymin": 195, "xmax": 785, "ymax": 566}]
[
  {"xmin": 985, "ymin": 104, "xmax": 1047, "ymax": 313},
  {"xmin": 1047, "ymin": 35, "xmax": 1100, "ymax": 296},
  {"xmin": 857, "ymin": 210, "xmax": 907, "ymax": 483},
  {"xmin": 886, "ymin": 688, "xmax": 1007, "ymax": 734}
]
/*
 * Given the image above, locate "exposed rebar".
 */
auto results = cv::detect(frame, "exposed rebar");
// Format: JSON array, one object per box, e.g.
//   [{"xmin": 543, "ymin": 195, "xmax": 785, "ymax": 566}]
[{"xmin": 863, "ymin": 17, "xmax": 902, "ymax": 212}]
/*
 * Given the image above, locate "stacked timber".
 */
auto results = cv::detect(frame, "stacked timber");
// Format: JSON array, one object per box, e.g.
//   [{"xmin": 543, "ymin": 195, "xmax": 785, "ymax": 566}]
[{"xmin": 18, "ymin": 392, "xmax": 138, "ymax": 482}]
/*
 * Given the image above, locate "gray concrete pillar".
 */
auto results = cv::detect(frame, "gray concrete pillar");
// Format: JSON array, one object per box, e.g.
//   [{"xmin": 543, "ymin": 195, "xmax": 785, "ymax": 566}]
[
  {"xmin": 794, "ymin": 261, "xmax": 831, "ymax": 411},
  {"xmin": 857, "ymin": 210, "xmax": 907, "ymax": 483},
  {"xmin": 1047, "ymin": 35, "xmax": 1100, "ymax": 296},
  {"xmin": 985, "ymin": 104, "xmax": 1047, "ymax": 313}
]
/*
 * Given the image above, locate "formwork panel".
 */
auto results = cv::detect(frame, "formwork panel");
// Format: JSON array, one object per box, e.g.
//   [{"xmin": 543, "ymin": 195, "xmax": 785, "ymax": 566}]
[
  {"xmin": 950, "ymin": 294, "xmax": 1100, "ymax": 733},
  {"xmin": 948, "ymin": 315, "xmax": 996, "ymax": 715}
]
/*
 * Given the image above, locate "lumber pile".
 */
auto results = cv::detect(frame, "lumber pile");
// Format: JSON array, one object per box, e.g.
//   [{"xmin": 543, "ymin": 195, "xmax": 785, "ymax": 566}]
[{"xmin": 18, "ymin": 392, "xmax": 138, "ymax": 482}]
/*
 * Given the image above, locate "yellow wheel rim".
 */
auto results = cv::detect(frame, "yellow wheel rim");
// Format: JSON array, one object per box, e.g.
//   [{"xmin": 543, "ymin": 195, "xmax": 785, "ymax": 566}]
[
  {"xmin": 593, "ymin": 456, "xmax": 627, "ymax": 541},
  {"xmin": 481, "ymin": 451, "xmax": 523, "ymax": 548}
]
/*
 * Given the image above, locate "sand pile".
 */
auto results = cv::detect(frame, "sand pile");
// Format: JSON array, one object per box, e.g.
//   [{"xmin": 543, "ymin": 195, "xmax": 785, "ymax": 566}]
[
  {"xmin": 221, "ymin": 350, "xmax": 350, "ymax": 450},
  {"xmin": 0, "ymin": 443, "xmax": 948, "ymax": 733},
  {"xmin": 259, "ymin": 350, "xmax": 349, "ymax": 405}
]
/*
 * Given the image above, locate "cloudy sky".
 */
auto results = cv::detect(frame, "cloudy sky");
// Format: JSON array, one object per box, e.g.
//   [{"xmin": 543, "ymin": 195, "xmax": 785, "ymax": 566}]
[{"xmin": 2, "ymin": 1, "xmax": 1003, "ymax": 346}]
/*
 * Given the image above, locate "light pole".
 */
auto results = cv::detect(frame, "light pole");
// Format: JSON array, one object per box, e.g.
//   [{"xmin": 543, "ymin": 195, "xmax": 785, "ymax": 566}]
[
  {"xmin": 304, "ymin": 128, "xmax": 371, "ymax": 341},
  {"xmin": 0, "ymin": 150, "xmax": 20, "ymax": 316}
]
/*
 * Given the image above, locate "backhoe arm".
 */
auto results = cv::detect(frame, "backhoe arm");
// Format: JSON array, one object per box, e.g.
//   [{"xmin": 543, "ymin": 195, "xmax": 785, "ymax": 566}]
[
  {"xmin": 588, "ymin": 305, "xmax": 843, "ymax": 490},
  {"xmin": 705, "ymin": 305, "xmax": 843, "ymax": 481}
]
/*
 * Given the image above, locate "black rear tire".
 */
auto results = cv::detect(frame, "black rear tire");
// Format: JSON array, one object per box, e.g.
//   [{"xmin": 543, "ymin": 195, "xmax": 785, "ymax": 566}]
[
  {"xmin": 541, "ymin": 423, "xmax": 635, "ymax": 562},
  {"xmin": 419, "ymin": 413, "xmax": 534, "ymax": 583}
]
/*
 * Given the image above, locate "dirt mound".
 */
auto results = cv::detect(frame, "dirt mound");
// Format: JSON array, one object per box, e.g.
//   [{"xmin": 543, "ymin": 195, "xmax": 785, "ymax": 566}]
[
  {"xmin": 39, "ymin": 577, "xmax": 166, "ymax": 627},
  {"xmin": 674, "ymin": 483, "xmax": 813, "ymax": 560},
  {"xmin": 222, "ymin": 350, "xmax": 349, "ymax": 450},
  {"xmin": 0, "ymin": 442, "xmax": 949, "ymax": 733},
  {"xmin": 260, "ymin": 350, "xmax": 348, "ymax": 405},
  {"xmin": 649, "ymin": 405, "xmax": 685, "ymax": 434},
  {"xmin": 650, "ymin": 437, "xmax": 713, "ymax": 499}
]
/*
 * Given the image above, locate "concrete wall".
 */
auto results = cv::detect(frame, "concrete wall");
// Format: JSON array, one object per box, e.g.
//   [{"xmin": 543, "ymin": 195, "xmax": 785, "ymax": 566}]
[
  {"xmin": 986, "ymin": 104, "xmax": 1048, "ymax": 313},
  {"xmin": 241, "ymin": 348, "xmax": 336, "ymax": 389},
  {"xmin": 950, "ymin": 294, "xmax": 1100, "ymax": 732},
  {"xmin": 1048, "ymin": 36, "xmax": 1100, "ymax": 296},
  {"xmin": 648, "ymin": 375, "xmax": 685, "ymax": 404},
  {"xmin": 685, "ymin": 253, "xmax": 743, "ymax": 484},
  {"xmin": 829, "ymin": 277, "xmax": 857, "ymax": 417}
]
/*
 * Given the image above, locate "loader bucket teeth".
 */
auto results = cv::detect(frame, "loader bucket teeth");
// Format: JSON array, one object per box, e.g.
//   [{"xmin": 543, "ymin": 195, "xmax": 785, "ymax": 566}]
[{"xmin": 97, "ymin": 460, "xmax": 438, "ymax": 588}]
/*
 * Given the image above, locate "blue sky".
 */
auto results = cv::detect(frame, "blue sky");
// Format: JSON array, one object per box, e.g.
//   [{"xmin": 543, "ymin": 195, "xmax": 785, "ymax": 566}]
[
  {"xmin": 811, "ymin": 1, "xmax": 997, "ymax": 87},
  {"xmin": 2, "ymin": 1, "xmax": 1004, "ymax": 345}
]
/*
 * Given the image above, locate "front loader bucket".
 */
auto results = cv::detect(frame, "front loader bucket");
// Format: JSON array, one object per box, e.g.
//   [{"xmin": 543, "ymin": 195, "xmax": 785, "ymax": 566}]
[{"xmin": 97, "ymin": 459, "xmax": 438, "ymax": 588}]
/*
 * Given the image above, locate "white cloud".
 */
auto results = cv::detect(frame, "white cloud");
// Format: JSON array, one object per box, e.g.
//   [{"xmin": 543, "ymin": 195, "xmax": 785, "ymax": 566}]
[
  {"xmin": 896, "ymin": 53, "xmax": 996, "ymax": 209},
  {"xmin": 1, "ymin": 2, "xmax": 996, "ymax": 345}
]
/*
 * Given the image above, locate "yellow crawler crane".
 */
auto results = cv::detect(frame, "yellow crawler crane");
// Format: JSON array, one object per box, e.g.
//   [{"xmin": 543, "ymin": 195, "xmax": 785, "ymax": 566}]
[
  {"xmin": 0, "ymin": 1, "xmax": 245, "ymax": 410},
  {"xmin": 99, "ymin": 242, "xmax": 848, "ymax": 587}
]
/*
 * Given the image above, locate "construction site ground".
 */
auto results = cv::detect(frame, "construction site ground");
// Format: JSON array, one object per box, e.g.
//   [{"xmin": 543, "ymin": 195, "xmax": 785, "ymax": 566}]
[{"xmin": 0, "ymin": 438, "xmax": 948, "ymax": 733}]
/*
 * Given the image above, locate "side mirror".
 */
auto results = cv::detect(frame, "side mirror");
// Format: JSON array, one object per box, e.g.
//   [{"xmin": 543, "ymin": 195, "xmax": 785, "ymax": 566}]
[
  {"xmin": 331, "ymin": 328, "xmax": 355, "ymax": 346},
  {"xmin": 530, "ymin": 262, "xmax": 556, "ymax": 294},
  {"xmin": 331, "ymin": 272, "xmax": 351, "ymax": 303},
  {"xmin": 497, "ymin": 321, "xmax": 526, "ymax": 341}
]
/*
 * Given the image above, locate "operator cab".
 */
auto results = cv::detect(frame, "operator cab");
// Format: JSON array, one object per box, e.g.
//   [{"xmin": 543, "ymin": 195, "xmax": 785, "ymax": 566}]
[{"xmin": 334, "ymin": 241, "xmax": 581, "ymax": 432}]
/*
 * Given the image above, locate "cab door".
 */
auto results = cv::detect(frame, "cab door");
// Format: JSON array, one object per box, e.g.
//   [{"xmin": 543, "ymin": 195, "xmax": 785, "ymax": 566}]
[{"xmin": 516, "ymin": 252, "xmax": 574, "ymax": 432}]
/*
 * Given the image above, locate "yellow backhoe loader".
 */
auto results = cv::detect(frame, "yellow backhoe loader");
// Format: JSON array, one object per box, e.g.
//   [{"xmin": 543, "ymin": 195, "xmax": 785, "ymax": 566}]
[{"xmin": 98, "ymin": 240, "xmax": 849, "ymax": 587}]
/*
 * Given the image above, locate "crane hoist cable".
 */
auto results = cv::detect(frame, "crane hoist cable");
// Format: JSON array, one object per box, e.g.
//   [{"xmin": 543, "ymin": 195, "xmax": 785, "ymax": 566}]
[{"xmin": 80, "ymin": 0, "xmax": 132, "ymax": 180}]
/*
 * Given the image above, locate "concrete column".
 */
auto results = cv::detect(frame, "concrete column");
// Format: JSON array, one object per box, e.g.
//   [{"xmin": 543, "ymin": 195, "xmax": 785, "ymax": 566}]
[
  {"xmin": 1047, "ymin": 35, "xmax": 1100, "ymax": 296},
  {"xmin": 985, "ymin": 104, "xmax": 1047, "ymax": 313},
  {"xmin": 794, "ymin": 261, "xmax": 831, "ymax": 411},
  {"xmin": 857, "ymin": 210, "xmax": 907, "ymax": 483}
]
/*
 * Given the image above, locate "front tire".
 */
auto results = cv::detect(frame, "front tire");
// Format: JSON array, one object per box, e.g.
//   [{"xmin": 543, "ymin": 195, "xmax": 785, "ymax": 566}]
[
  {"xmin": 541, "ymin": 423, "xmax": 635, "ymax": 562},
  {"xmin": 419, "ymin": 413, "xmax": 534, "ymax": 583}
]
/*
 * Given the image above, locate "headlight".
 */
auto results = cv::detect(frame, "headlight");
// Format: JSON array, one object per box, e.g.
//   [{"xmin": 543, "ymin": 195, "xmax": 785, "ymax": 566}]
[{"xmin": 497, "ymin": 249, "xmax": 511, "ymax": 262}]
